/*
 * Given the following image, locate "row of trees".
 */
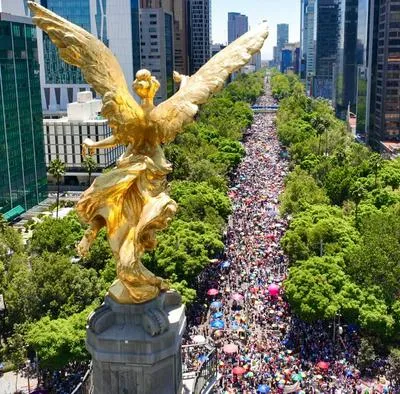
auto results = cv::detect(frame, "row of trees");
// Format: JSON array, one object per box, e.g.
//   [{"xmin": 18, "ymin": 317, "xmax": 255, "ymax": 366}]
[
  {"xmin": 0, "ymin": 71, "xmax": 265, "ymax": 380},
  {"xmin": 271, "ymin": 72, "xmax": 400, "ymax": 357}
]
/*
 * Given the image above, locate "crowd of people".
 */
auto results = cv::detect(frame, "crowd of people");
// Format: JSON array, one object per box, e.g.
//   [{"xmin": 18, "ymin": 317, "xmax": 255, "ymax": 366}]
[{"xmin": 183, "ymin": 81, "xmax": 393, "ymax": 394}]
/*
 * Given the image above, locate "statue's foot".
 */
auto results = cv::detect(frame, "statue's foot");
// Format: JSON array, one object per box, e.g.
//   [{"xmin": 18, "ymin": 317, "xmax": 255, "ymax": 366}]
[{"xmin": 108, "ymin": 277, "xmax": 169, "ymax": 304}]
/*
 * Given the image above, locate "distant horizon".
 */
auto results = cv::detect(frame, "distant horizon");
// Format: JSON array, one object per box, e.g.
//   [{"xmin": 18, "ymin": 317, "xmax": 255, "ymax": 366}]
[{"xmin": 211, "ymin": 0, "xmax": 301, "ymax": 60}]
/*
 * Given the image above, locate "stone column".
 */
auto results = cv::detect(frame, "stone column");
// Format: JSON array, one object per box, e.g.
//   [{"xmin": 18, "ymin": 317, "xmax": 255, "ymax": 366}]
[{"xmin": 86, "ymin": 291, "xmax": 186, "ymax": 394}]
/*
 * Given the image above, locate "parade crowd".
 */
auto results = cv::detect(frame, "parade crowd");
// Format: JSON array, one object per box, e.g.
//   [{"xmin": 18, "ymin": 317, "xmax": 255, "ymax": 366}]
[{"xmin": 183, "ymin": 82, "xmax": 392, "ymax": 394}]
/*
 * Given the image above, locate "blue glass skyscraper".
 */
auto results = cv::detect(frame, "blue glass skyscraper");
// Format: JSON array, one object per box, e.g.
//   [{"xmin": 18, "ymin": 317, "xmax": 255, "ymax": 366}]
[{"xmin": 38, "ymin": 0, "xmax": 141, "ymax": 111}]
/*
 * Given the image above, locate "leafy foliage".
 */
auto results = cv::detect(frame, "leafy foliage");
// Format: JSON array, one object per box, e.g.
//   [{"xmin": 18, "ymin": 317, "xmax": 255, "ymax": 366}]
[{"xmin": 274, "ymin": 72, "xmax": 400, "ymax": 340}]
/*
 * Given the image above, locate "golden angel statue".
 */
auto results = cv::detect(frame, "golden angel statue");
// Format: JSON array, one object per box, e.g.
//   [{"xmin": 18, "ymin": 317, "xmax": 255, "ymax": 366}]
[{"xmin": 28, "ymin": 1, "xmax": 268, "ymax": 304}]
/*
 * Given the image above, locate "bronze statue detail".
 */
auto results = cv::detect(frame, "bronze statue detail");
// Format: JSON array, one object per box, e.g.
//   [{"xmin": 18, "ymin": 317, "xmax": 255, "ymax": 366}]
[{"xmin": 28, "ymin": 1, "xmax": 268, "ymax": 304}]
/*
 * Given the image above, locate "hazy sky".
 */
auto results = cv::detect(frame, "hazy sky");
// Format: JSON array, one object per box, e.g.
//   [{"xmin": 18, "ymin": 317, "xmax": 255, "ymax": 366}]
[{"xmin": 211, "ymin": 0, "xmax": 301, "ymax": 60}]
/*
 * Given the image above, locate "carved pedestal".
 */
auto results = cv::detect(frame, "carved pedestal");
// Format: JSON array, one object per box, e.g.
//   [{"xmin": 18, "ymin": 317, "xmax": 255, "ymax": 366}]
[{"xmin": 86, "ymin": 291, "xmax": 186, "ymax": 394}]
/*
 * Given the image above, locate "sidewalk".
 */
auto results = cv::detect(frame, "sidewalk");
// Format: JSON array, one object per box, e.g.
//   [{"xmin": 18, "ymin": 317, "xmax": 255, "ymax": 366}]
[{"xmin": 0, "ymin": 371, "xmax": 38, "ymax": 394}]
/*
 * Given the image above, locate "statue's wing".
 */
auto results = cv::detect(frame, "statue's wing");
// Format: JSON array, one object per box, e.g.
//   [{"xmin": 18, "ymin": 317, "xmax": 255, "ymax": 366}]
[
  {"xmin": 150, "ymin": 23, "xmax": 268, "ymax": 143},
  {"xmin": 28, "ymin": 2, "xmax": 144, "ymax": 139}
]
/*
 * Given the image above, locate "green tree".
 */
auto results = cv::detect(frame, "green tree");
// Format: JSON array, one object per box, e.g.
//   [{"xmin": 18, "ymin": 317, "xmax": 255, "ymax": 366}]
[
  {"xmin": 4, "ymin": 327, "xmax": 27, "ymax": 392},
  {"xmin": 26, "ymin": 307, "xmax": 92, "ymax": 371},
  {"xmin": 48, "ymin": 158, "xmax": 66, "ymax": 218},
  {"xmin": 30, "ymin": 214, "xmax": 84, "ymax": 256},
  {"xmin": 143, "ymin": 220, "xmax": 224, "ymax": 285},
  {"xmin": 280, "ymin": 167, "xmax": 329, "ymax": 215},
  {"xmin": 387, "ymin": 348, "xmax": 400, "ymax": 387},
  {"xmin": 346, "ymin": 205, "xmax": 400, "ymax": 304},
  {"xmin": 82, "ymin": 155, "xmax": 97, "ymax": 186},
  {"xmin": 30, "ymin": 253, "xmax": 101, "ymax": 318},
  {"xmin": 284, "ymin": 256, "xmax": 361, "ymax": 322},
  {"xmin": 357, "ymin": 338, "xmax": 376, "ymax": 373},
  {"xmin": 170, "ymin": 181, "xmax": 231, "ymax": 227}
]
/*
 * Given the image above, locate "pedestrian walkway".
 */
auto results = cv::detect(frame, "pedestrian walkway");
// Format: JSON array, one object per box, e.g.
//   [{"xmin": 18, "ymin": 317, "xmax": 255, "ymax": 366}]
[{"xmin": 0, "ymin": 371, "xmax": 37, "ymax": 394}]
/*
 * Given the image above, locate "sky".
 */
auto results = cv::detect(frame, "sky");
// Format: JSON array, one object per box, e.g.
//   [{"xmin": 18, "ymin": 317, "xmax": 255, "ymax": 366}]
[{"xmin": 211, "ymin": 0, "xmax": 301, "ymax": 60}]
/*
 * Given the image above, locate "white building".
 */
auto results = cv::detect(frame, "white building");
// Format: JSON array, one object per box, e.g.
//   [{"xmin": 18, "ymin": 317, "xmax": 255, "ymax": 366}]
[
  {"xmin": 140, "ymin": 8, "xmax": 174, "ymax": 103},
  {"xmin": 44, "ymin": 91, "xmax": 124, "ymax": 186}
]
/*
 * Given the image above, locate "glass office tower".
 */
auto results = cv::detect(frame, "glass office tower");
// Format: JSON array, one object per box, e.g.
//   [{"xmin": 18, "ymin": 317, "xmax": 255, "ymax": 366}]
[
  {"xmin": 355, "ymin": 0, "xmax": 370, "ymax": 135},
  {"xmin": 335, "ymin": 0, "xmax": 359, "ymax": 119},
  {"xmin": 0, "ymin": 12, "xmax": 47, "ymax": 217},
  {"xmin": 313, "ymin": 0, "xmax": 340, "ymax": 99},
  {"xmin": 39, "ymin": 0, "xmax": 141, "ymax": 111}
]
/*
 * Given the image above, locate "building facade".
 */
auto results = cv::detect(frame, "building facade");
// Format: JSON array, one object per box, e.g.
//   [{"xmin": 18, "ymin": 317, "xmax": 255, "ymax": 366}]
[
  {"xmin": 277, "ymin": 23, "xmax": 289, "ymax": 51},
  {"xmin": 313, "ymin": 0, "xmax": 340, "ymax": 99},
  {"xmin": 43, "ymin": 91, "xmax": 123, "ymax": 186},
  {"xmin": 140, "ymin": 8, "xmax": 174, "ymax": 102},
  {"xmin": 37, "ymin": 0, "xmax": 141, "ymax": 112},
  {"xmin": 281, "ymin": 49, "xmax": 293, "ymax": 73},
  {"xmin": 300, "ymin": 0, "xmax": 317, "ymax": 93},
  {"xmin": 335, "ymin": 0, "xmax": 359, "ymax": 119},
  {"xmin": 355, "ymin": 0, "xmax": 370, "ymax": 135},
  {"xmin": 228, "ymin": 12, "xmax": 248, "ymax": 44},
  {"xmin": 372, "ymin": 0, "xmax": 400, "ymax": 144},
  {"xmin": 188, "ymin": 0, "xmax": 211, "ymax": 74},
  {"xmin": 0, "ymin": 11, "xmax": 47, "ymax": 218},
  {"xmin": 140, "ymin": 0, "xmax": 189, "ymax": 75}
]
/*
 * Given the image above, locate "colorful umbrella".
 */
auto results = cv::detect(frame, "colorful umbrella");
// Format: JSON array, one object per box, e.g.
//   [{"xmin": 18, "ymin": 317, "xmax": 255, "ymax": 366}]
[
  {"xmin": 210, "ymin": 301, "xmax": 222, "ymax": 309},
  {"xmin": 192, "ymin": 335, "xmax": 206, "ymax": 344},
  {"xmin": 221, "ymin": 261, "xmax": 231, "ymax": 268},
  {"xmin": 207, "ymin": 288, "xmax": 219, "ymax": 296},
  {"xmin": 232, "ymin": 293, "xmax": 244, "ymax": 301},
  {"xmin": 198, "ymin": 354, "xmax": 208, "ymax": 362},
  {"xmin": 245, "ymin": 371, "xmax": 254, "ymax": 378},
  {"xmin": 317, "ymin": 361, "xmax": 330, "ymax": 370},
  {"xmin": 213, "ymin": 311, "xmax": 223, "ymax": 319},
  {"xmin": 232, "ymin": 366, "xmax": 246, "ymax": 375},
  {"xmin": 257, "ymin": 384, "xmax": 271, "ymax": 393},
  {"xmin": 210, "ymin": 319, "xmax": 225, "ymax": 329},
  {"xmin": 268, "ymin": 283, "xmax": 280, "ymax": 296},
  {"xmin": 292, "ymin": 373, "xmax": 303, "ymax": 382},
  {"xmin": 223, "ymin": 344, "xmax": 239, "ymax": 354}
]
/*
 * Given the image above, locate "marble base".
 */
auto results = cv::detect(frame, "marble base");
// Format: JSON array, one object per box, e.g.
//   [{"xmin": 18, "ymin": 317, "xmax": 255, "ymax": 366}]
[{"xmin": 86, "ymin": 291, "xmax": 186, "ymax": 394}]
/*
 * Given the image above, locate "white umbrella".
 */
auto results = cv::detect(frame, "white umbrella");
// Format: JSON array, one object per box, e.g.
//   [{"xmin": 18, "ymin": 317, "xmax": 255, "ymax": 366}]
[{"xmin": 192, "ymin": 335, "xmax": 206, "ymax": 344}]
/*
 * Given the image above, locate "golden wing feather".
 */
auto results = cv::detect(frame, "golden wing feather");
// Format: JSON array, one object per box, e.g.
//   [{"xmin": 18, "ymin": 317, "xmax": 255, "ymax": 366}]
[
  {"xmin": 150, "ymin": 22, "xmax": 269, "ymax": 143},
  {"xmin": 28, "ymin": 1, "xmax": 144, "ymax": 141}
]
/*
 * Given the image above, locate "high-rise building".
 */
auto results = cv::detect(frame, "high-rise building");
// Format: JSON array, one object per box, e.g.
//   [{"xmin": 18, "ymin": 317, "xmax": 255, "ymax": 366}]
[
  {"xmin": 355, "ymin": 0, "xmax": 370, "ymax": 135},
  {"xmin": 313, "ymin": 0, "xmax": 340, "ymax": 99},
  {"xmin": 251, "ymin": 51, "xmax": 262, "ymax": 71},
  {"xmin": 140, "ymin": 0, "xmax": 189, "ymax": 75},
  {"xmin": 281, "ymin": 49, "xmax": 293, "ymax": 73},
  {"xmin": 37, "ymin": 0, "xmax": 141, "ymax": 112},
  {"xmin": 0, "ymin": 8, "xmax": 47, "ymax": 219},
  {"xmin": 277, "ymin": 23, "xmax": 289, "ymax": 54},
  {"xmin": 211, "ymin": 43, "xmax": 226, "ymax": 56},
  {"xmin": 188, "ymin": 0, "xmax": 211, "ymax": 74},
  {"xmin": 228, "ymin": 12, "xmax": 248, "ymax": 44},
  {"xmin": 140, "ymin": 8, "xmax": 174, "ymax": 102},
  {"xmin": 281, "ymin": 42, "xmax": 300, "ymax": 73},
  {"xmin": 335, "ymin": 0, "xmax": 359, "ymax": 119},
  {"xmin": 300, "ymin": 0, "xmax": 317, "ymax": 93},
  {"xmin": 367, "ymin": 0, "xmax": 400, "ymax": 145},
  {"xmin": 43, "ymin": 91, "xmax": 123, "ymax": 186}
]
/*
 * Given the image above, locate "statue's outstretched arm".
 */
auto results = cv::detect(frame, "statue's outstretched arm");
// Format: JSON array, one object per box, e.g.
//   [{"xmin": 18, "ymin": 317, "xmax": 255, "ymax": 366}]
[{"xmin": 82, "ymin": 135, "xmax": 117, "ymax": 157}]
